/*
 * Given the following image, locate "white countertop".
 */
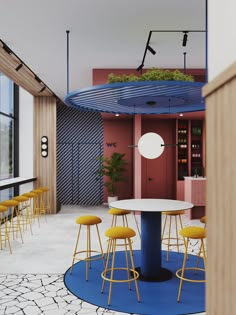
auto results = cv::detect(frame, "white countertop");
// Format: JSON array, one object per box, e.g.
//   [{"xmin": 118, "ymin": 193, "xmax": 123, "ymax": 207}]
[
  {"xmin": 0, "ymin": 177, "xmax": 37, "ymax": 189},
  {"xmin": 184, "ymin": 176, "xmax": 206, "ymax": 180},
  {"xmin": 110, "ymin": 198, "xmax": 193, "ymax": 212}
]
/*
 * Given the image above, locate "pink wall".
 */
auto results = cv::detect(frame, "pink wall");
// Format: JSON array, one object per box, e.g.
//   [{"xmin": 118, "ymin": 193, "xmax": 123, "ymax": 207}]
[{"xmin": 103, "ymin": 119, "xmax": 133, "ymax": 202}]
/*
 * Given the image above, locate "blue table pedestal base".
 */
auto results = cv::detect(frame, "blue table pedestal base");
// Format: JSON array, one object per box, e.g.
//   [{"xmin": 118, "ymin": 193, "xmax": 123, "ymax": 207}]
[{"xmin": 135, "ymin": 266, "xmax": 172, "ymax": 282}]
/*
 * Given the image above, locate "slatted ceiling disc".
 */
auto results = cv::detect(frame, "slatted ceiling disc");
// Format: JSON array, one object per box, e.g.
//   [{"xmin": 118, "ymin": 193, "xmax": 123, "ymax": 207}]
[{"xmin": 65, "ymin": 81, "xmax": 205, "ymax": 114}]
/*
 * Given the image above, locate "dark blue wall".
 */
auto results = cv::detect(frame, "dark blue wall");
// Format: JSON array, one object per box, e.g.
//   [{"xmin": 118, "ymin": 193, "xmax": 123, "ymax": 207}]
[{"xmin": 56, "ymin": 105, "xmax": 104, "ymax": 205}]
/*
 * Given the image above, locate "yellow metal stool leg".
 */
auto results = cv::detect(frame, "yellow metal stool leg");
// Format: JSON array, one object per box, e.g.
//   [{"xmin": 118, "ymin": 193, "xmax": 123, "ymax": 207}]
[
  {"xmin": 101, "ymin": 226, "xmax": 140, "ymax": 305},
  {"xmin": 70, "ymin": 215, "xmax": 104, "ymax": 281},
  {"xmin": 176, "ymin": 226, "xmax": 206, "ymax": 302}
]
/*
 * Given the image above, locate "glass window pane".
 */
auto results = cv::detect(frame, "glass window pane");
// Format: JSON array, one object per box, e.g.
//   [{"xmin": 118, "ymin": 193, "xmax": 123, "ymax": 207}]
[
  {"xmin": 0, "ymin": 73, "xmax": 14, "ymax": 115},
  {"xmin": 0, "ymin": 115, "xmax": 14, "ymax": 179}
]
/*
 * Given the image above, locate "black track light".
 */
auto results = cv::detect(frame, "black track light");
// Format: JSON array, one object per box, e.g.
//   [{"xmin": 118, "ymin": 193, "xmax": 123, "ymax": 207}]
[
  {"xmin": 15, "ymin": 64, "xmax": 23, "ymax": 71},
  {"xmin": 136, "ymin": 64, "xmax": 144, "ymax": 72},
  {"xmin": 35, "ymin": 75, "xmax": 42, "ymax": 83},
  {"xmin": 147, "ymin": 45, "xmax": 156, "ymax": 55},
  {"xmin": 2, "ymin": 44, "xmax": 12, "ymax": 55},
  {"xmin": 39, "ymin": 86, "xmax": 46, "ymax": 93},
  {"xmin": 182, "ymin": 32, "xmax": 188, "ymax": 47}
]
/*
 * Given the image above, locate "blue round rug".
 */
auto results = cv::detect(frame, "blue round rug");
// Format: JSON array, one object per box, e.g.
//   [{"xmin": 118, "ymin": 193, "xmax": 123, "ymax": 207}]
[{"xmin": 64, "ymin": 250, "xmax": 205, "ymax": 315}]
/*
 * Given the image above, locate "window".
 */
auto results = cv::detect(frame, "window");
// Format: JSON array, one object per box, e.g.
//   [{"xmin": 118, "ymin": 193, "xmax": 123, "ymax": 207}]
[{"xmin": 0, "ymin": 72, "xmax": 19, "ymax": 201}]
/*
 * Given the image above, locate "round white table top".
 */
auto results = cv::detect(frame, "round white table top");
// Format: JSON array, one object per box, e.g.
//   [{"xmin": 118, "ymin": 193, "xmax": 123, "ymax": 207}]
[{"xmin": 110, "ymin": 198, "xmax": 193, "ymax": 212}]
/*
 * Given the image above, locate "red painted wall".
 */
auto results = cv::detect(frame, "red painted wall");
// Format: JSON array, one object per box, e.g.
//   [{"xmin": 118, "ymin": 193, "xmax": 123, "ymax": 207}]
[
  {"xmin": 103, "ymin": 118, "xmax": 133, "ymax": 202},
  {"xmin": 141, "ymin": 119, "xmax": 176, "ymax": 199}
]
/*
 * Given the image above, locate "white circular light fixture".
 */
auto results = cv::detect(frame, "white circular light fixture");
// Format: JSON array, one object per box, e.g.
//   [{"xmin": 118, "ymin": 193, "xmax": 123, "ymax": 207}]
[{"xmin": 138, "ymin": 132, "xmax": 165, "ymax": 159}]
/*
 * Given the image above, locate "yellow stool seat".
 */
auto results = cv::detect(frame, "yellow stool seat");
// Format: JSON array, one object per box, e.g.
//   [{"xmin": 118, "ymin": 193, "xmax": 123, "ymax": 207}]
[
  {"xmin": 37, "ymin": 186, "xmax": 49, "ymax": 192},
  {"xmin": 31, "ymin": 189, "xmax": 43, "ymax": 194},
  {"xmin": 162, "ymin": 210, "xmax": 185, "ymax": 216},
  {"xmin": 180, "ymin": 226, "xmax": 206, "ymax": 239},
  {"xmin": 70, "ymin": 215, "xmax": 104, "ymax": 281},
  {"xmin": 13, "ymin": 196, "xmax": 29, "ymax": 202},
  {"xmin": 108, "ymin": 208, "xmax": 131, "ymax": 215},
  {"xmin": 76, "ymin": 215, "xmax": 102, "ymax": 225},
  {"xmin": 105, "ymin": 226, "xmax": 136, "ymax": 239},
  {"xmin": 23, "ymin": 192, "xmax": 37, "ymax": 198},
  {"xmin": 1, "ymin": 200, "xmax": 19, "ymax": 207},
  {"xmin": 200, "ymin": 216, "xmax": 206, "ymax": 224},
  {"xmin": 101, "ymin": 226, "xmax": 140, "ymax": 305}
]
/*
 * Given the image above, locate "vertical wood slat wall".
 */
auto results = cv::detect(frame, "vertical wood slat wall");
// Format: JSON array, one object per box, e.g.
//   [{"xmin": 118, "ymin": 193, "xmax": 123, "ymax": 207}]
[
  {"xmin": 203, "ymin": 62, "xmax": 236, "ymax": 315},
  {"xmin": 34, "ymin": 96, "xmax": 57, "ymax": 214}
]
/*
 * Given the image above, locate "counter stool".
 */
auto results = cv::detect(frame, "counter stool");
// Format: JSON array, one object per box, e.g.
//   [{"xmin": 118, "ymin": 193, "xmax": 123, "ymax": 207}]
[
  {"xmin": 176, "ymin": 226, "xmax": 206, "ymax": 302},
  {"xmin": 101, "ymin": 226, "xmax": 140, "ymax": 305},
  {"xmin": 200, "ymin": 215, "xmax": 206, "ymax": 227},
  {"xmin": 37, "ymin": 186, "xmax": 51, "ymax": 214},
  {"xmin": 70, "ymin": 215, "xmax": 104, "ymax": 281},
  {"xmin": 31, "ymin": 189, "xmax": 46, "ymax": 221},
  {"xmin": 108, "ymin": 208, "xmax": 131, "ymax": 227},
  {"xmin": 13, "ymin": 195, "xmax": 33, "ymax": 234},
  {"xmin": 0, "ymin": 205, "xmax": 12, "ymax": 253},
  {"xmin": 0, "ymin": 199, "xmax": 24, "ymax": 244},
  {"xmin": 23, "ymin": 192, "xmax": 40, "ymax": 226},
  {"xmin": 161, "ymin": 210, "xmax": 185, "ymax": 261}
]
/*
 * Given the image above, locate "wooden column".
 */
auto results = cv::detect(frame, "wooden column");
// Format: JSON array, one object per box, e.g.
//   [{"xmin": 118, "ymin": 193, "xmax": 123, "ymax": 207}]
[
  {"xmin": 33, "ymin": 96, "xmax": 57, "ymax": 214},
  {"xmin": 203, "ymin": 62, "xmax": 236, "ymax": 315}
]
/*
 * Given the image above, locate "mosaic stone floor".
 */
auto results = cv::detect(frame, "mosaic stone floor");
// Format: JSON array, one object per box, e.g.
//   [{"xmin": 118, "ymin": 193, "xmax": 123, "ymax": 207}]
[{"xmin": 0, "ymin": 205, "xmax": 205, "ymax": 315}]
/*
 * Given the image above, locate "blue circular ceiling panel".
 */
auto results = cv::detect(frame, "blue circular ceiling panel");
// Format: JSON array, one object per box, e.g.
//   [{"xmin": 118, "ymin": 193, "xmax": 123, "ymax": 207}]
[{"xmin": 64, "ymin": 81, "xmax": 205, "ymax": 114}]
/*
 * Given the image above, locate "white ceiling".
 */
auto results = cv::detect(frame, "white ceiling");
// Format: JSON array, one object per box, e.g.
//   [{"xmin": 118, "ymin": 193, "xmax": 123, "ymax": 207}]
[{"xmin": 0, "ymin": 0, "xmax": 206, "ymax": 102}]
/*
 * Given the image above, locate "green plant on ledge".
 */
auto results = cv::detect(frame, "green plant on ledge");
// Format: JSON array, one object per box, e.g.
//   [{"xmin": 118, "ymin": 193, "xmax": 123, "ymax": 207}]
[
  {"xmin": 96, "ymin": 152, "xmax": 127, "ymax": 197},
  {"xmin": 107, "ymin": 68, "xmax": 194, "ymax": 83}
]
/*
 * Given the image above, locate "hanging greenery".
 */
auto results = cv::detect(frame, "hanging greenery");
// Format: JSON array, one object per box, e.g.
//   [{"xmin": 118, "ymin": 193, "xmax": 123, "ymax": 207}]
[{"xmin": 107, "ymin": 68, "xmax": 194, "ymax": 83}]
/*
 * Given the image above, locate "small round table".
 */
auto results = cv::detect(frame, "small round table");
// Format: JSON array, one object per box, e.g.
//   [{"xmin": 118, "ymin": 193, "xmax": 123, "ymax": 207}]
[{"xmin": 110, "ymin": 198, "xmax": 193, "ymax": 282}]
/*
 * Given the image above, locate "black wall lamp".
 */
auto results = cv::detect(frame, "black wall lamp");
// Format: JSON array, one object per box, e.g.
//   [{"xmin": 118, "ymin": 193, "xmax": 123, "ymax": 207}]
[{"xmin": 41, "ymin": 136, "xmax": 48, "ymax": 158}]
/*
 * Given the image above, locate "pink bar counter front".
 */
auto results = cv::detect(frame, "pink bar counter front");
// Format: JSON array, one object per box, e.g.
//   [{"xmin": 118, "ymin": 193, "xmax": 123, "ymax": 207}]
[{"xmin": 184, "ymin": 176, "xmax": 206, "ymax": 219}]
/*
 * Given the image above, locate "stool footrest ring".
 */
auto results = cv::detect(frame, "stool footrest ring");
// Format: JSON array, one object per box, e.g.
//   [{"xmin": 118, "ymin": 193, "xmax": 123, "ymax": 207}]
[
  {"xmin": 101, "ymin": 267, "xmax": 139, "ymax": 283},
  {"xmin": 176, "ymin": 267, "xmax": 206, "ymax": 283}
]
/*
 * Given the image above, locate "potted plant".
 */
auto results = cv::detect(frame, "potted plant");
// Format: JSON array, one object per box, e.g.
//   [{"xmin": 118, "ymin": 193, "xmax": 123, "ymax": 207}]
[
  {"xmin": 97, "ymin": 152, "xmax": 127, "ymax": 204},
  {"xmin": 107, "ymin": 68, "xmax": 194, "ymax": 83}
]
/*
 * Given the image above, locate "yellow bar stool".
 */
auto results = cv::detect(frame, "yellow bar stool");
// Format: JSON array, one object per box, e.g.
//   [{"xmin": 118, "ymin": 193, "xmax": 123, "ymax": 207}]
[
  {"xmin": 13, "ymin": 195, "xmax": 33, "ymax": 234},
  {"xmin": 70, "ymin": 215, "xmax": 104, "ymax": 281},
  {"xmin": 108, "ymin": 208, "xmax": 131, "ymax": 227},
  {"xmin": 23, "ymin": 192, "xmax": 40, "ymax": 227},
  {"xmin": 200, "ymin": 215, "xmax": 206, "ymax": 227},
  {"xmin": 176, "ymin": 226, "xmax": 206, "ymax": 302},
  {"xmin": 161, "ymin": 210, "xmax": 185, "ymax": 261},
  {"xmin": 0, "ymin": 205, "xmax": 12, "ymax": 254},
  {"xmin": 31, "ymin": 189, "xmax": 46, "ymax": 221},
  {"xmin": 37, "ymin": 186, "xmax": 51, "ymax": 214},
  {"xmin": 101, "ymin": 226, "xmax": 140, "ymax": 305},
  {"xmin": 0, "ymin": 199, "xmax": 24, "ymax": 244}
]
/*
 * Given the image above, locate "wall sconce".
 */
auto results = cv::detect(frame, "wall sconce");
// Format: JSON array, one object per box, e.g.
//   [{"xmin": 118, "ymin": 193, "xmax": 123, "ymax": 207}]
[
  {"xmin": 41, "ymin": 136, "xmax": 48, "ymax": 158},
  {"xmin": 138, "ymin": 133, "xmax": 165, "ymax": 159}
]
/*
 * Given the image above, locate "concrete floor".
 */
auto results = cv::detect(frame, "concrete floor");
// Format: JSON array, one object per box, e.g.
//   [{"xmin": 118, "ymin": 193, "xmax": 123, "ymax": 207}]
[{"xmin": 0, "ymin": 205, "xmax": 206, "ymax": 315}]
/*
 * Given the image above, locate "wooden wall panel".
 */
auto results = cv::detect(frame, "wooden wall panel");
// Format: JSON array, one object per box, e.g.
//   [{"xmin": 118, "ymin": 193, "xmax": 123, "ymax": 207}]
[
  {"xmin": 34, "ymin": 96, "xmax": 57, "ymax": 214},
  {"xmin": 203, "ymin": 62, "xmax": 236, "ymax": 315}
]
